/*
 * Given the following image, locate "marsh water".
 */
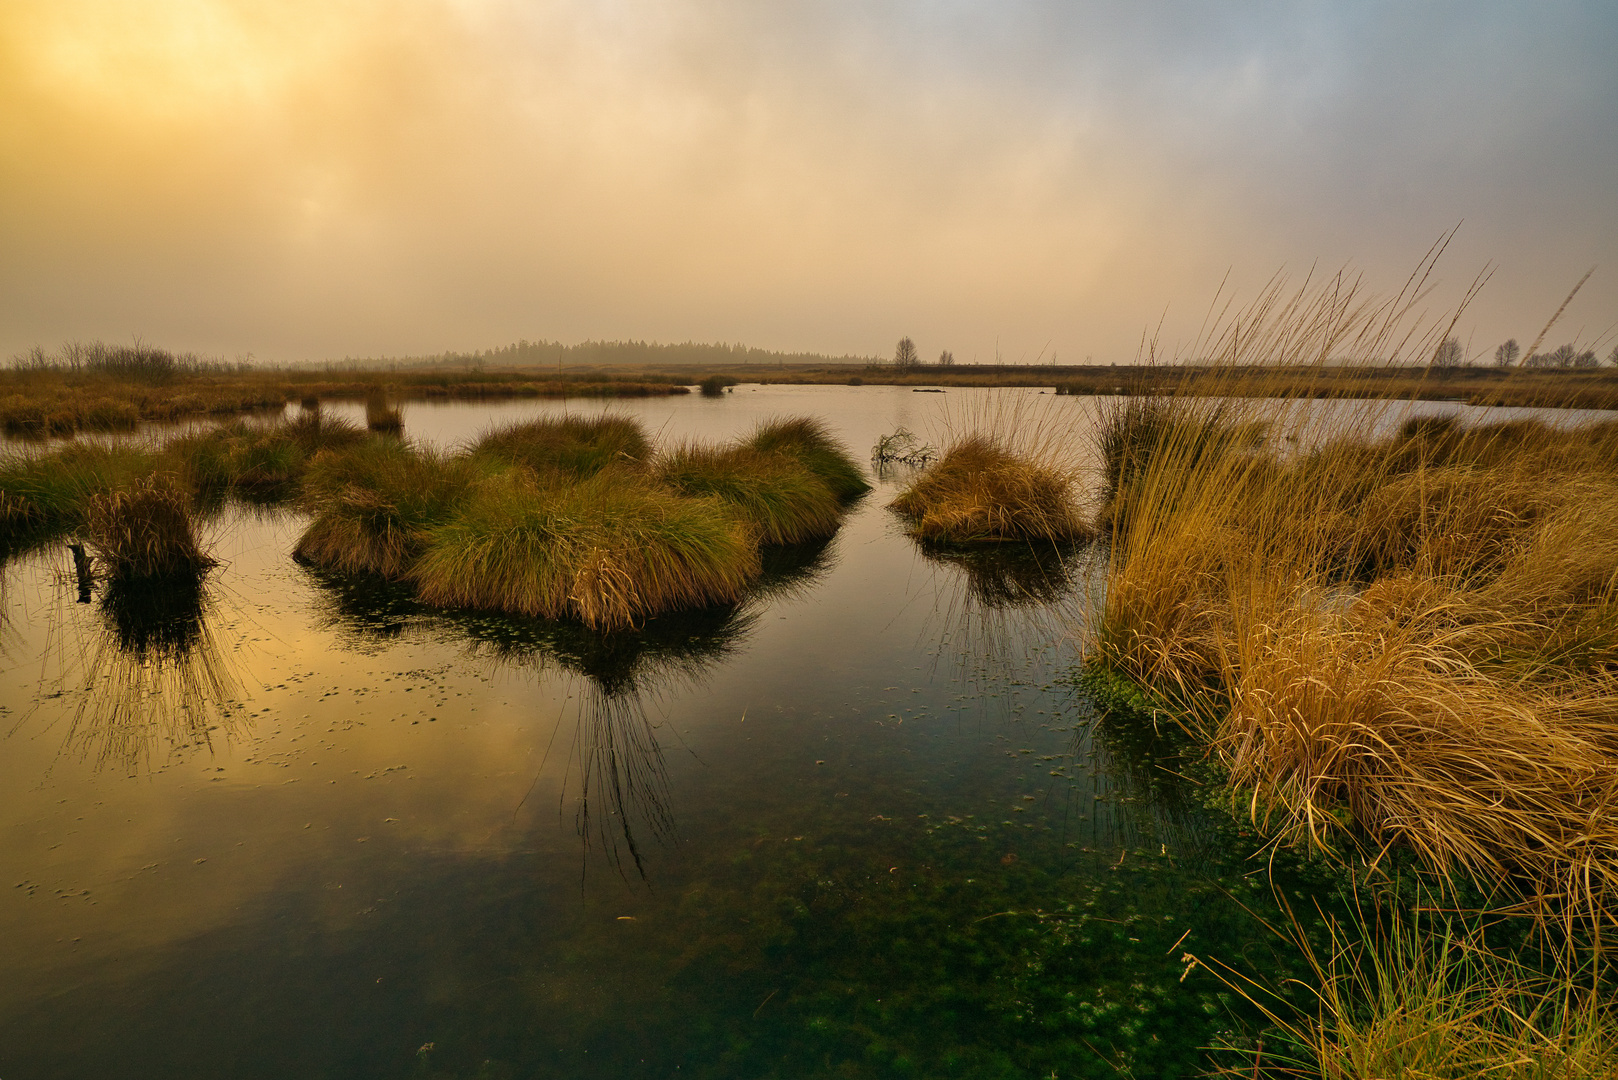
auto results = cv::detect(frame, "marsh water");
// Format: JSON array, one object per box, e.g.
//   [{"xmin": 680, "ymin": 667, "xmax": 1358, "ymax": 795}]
[{"xmin": 1, "ymin": 385, "xmax": 1528, "ymax": 1079}]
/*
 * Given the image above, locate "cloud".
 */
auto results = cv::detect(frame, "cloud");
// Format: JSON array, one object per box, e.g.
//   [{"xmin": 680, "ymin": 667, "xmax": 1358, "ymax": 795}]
[{"xmin": 0, "ymin": 0, "xmax": 1613, "ymax": 362}]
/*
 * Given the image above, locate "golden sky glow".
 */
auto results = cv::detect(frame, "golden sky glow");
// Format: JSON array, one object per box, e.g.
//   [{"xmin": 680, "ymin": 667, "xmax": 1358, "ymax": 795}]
[{"xmin": 2, "ymin": 1, "xmax": 1614, "ymax": 362}]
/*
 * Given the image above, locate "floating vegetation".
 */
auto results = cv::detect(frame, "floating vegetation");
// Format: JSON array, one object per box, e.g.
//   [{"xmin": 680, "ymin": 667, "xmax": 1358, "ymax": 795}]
[{"xmin": 871, "ymin": 427, "xmax": 936, "ymax": 467}]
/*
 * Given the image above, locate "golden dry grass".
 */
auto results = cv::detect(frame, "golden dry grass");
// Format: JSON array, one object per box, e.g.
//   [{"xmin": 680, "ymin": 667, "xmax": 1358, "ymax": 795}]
[
  {"xmin": 83, "ymin": 475, "xmax": 215, "ymax": 582},
  {"xmin": 890, "ymin": 434, "xmax": 1091, "ymax": 543},
  {"xmin": 1082, "ymin": 254, "xmax": 1618, "ymax": 937}
]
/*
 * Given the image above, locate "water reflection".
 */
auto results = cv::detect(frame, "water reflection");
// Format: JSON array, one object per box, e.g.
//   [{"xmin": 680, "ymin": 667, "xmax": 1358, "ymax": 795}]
[
  {"xmin": 303, "ymin": 536, "xmax": 839, "ymax": 876},
  {"xmin": 911, "ymin": 536, "xmax": 1093, "ymax": 685},
  {"xmin": 23, "ymin": 554, "xmax": 249, "ymax": 774}
]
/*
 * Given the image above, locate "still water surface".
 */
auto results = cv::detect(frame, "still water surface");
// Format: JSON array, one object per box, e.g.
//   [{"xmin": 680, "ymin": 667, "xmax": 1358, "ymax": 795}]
[{"xmin": 1, "ymin": 387, "xmax": 1365, "ymax": 1078}]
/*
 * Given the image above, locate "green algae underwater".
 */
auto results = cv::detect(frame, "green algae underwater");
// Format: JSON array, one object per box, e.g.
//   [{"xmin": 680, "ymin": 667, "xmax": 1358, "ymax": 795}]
[{"xmin": 0, "ymin": 388, "xmax": 1358, "ymax": 1079}]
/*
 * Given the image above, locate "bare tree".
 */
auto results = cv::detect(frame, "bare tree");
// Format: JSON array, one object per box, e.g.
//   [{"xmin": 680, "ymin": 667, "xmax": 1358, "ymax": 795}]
[
  {"xmin": 1572, "ymin": 349, "xmax": 1599, "ymax": 368},
  {"xmin": 937, "ymin": 350, "xmax": 954, "ymax": 366},
  {"xmin": 1433, "ymin": 336, "xmax": 1465, "ymax": 368},
  {"xmin": 1608, "ymin": 345, "xmax": 1618, "ymax": 368},
  {"xmin": 893, "ymin": 337, "xmax": 919, "ymax": 370},
  {"xmin": 1493, "ymin": 339, "xmax": 1520, "ymax": 368},
  {"xmin": 1543, "ymin": 344, "xmax": 1578, "ymax": 368}
]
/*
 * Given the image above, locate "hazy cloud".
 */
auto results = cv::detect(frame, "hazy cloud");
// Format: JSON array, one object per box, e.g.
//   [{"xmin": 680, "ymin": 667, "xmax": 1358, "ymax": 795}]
[{"xmin": 1, "ymin": 0, "xmax": 1613, "ymax": 362}]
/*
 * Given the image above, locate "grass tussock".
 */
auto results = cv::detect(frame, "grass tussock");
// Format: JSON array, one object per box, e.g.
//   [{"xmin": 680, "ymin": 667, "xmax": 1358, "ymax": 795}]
[
  {"xmin": 891, "ymin": 435, "xmax": 1090, "ymax": 544},
  {"xmin": 84, "ymin": 476, "xmax": 215, "ymax": 583},
  {"xmin": 294, "ymin": 439, "xmax": 473, "ymax": 578},
  {"xmin": 364, "ymin": 388, "xmax": 403, "ymax": 435},
  {"xmin": 1203, "ymin": 910, "xmax": 1618, "ymax": 1079},
  {"xmin": 470, "ymin": 414, "xmax": 652, "ymax": 479},
  {"xmin": 656, "ymin": 443, "xmax": 842, "ymax": 545},
  {"xmin": 746, "ymin": 417, "xmax": 871, "ymax": 501},
  {"xmin": 409, "ymin": 469, "xmax": 759, "ymax": 631},
  {"xmin": 288, "ymin": 412, "xmax": 862, "ymax": 627}
]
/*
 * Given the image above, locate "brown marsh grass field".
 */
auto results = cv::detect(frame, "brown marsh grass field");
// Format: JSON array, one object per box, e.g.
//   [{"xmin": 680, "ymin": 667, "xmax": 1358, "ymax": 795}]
[{"xmin": 1052, "ymin": 263, "xmax": 1618, "ymax": 1075}]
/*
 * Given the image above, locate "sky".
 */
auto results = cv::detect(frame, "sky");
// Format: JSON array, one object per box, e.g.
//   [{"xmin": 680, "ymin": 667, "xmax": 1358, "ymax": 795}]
[{"xmin": 1, "ymin": 0, "xmax": 1614, "ymax": 365}]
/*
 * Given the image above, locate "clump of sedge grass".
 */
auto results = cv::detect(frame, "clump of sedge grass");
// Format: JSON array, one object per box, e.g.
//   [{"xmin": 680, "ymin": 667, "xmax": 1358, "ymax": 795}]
[
  {"xmin": 409, "ymin": 468, "xmax": 759, "ymax": 631},
  {"xmin": 83, "ymin": 475, "xmax": 215, "ymax": 583},
  {"xmin": 1201, "ymin": 908, "xmax": 1618, "ymax": 1079},
  {"xmin": 890, "ymin": 435, "xmax": 1090, "ymax": 544},
  {"xmin": 657, "ymin": 443, "xmax": 842, "ymax": 545},
  {"xmin": 471, "ymin": 414, "xmax": 652, "ymax": 479},
  {"xmin": 0, "ymin": 443, "xmax": 160, "ymax": 539},
  {"xmin": 294, "ymin": 439, "xmax": 474, "ymax": 578},
  {"xmin": 364, "ymin": 387, "xmax": 403, "ymax": 435},
  {"xmin": 746, "ymin": 416, "xmax": 871, "ymax": 501}
]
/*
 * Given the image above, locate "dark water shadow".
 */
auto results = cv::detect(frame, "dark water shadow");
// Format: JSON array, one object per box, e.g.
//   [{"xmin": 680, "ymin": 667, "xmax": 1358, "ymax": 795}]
[
  {"xmin": 301, "ymin": 535, "xmax": 839, "ymax": 879},
  {"xmin": 906, "ymin": 535, "xmax": 1095, "ymax": 690},
  {"xmin": 15, "ymin": 552, "xmax": 250, "ymax": 775}
]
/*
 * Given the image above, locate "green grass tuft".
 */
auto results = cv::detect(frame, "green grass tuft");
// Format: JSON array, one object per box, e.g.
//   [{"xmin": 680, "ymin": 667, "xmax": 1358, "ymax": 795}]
[
  {"xmin": 656, "ymin": 444, "xmax": 841, "ymax": 545},
  {"xmin": 745, "ymin": 417, "xmax": 871, "ymax": 501},
  {"xmin": 294, "ymin": 439, "xmax": 475, "ymax": 578},
  {"xmin": 410, "ymin": 468, "xmax": 759, "ymax": 631},
  {"xmin": 470, "ymin": 414, "xmax": 652, "ymax": 479}
]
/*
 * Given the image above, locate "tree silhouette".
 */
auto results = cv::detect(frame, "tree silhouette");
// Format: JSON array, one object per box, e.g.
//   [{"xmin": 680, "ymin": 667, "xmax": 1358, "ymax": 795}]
[
  {"xmin": 1433, "ymin": 336, "xmax": 1465, "ymax": 368},
  {"xmin": 1494, "ymin": 339, "xmax": 1520, "ymax": 367},
  {"xmin": 893, "ymin": 337, "xmax": 919, "ymax": 369}
]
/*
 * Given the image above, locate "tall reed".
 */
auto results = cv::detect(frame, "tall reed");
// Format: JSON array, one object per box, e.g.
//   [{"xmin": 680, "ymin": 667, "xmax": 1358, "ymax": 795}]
[{"xmin": 1083, "ymin": 259, "xmax": 1618, "ymax": 934}]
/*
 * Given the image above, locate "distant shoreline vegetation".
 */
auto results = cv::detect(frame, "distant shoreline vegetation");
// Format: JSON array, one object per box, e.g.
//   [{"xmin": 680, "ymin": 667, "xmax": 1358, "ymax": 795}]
[{"xmin": 4, "ymin": 337, "xmax": 1617, "ymax": 441}]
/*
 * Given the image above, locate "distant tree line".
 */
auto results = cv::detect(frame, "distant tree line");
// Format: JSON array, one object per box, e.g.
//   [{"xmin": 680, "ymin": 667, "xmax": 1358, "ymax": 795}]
[
  {"xmin": 427, "ymin": 339, "xmax": 880, "ymax": 369},
  {"xmin": 1489, "ymin": 337, "xmax": 1614, "ymax": 369},
  {"xmin": 10, "ymin": 340, "xmax": 238, "ymax": 383}
]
